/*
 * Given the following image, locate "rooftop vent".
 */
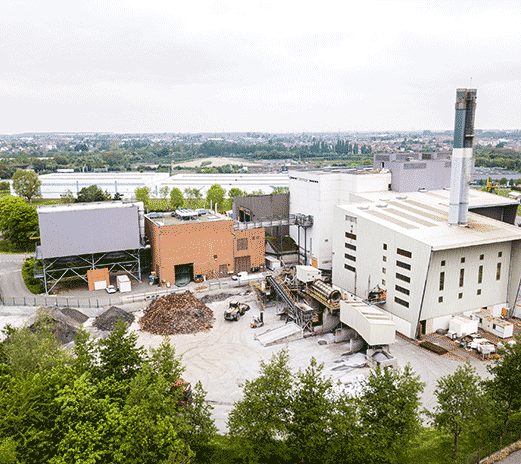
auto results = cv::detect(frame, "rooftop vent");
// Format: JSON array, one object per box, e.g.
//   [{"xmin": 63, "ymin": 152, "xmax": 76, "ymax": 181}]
[{"xmin": 396, "ymin": 196, "xmax": 408, "ymax": 200}]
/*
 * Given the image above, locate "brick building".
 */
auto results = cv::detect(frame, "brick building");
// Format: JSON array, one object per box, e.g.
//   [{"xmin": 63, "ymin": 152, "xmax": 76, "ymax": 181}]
[{"xmin": 145, "ymin": 210, "xmax": 265, "ymax": 285}]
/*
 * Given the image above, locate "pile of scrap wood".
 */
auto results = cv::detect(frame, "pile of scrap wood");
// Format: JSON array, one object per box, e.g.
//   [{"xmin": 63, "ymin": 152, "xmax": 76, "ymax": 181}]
[{"xmin": 140, "ymin": 291, "xmax": 214, "ymax": 335}]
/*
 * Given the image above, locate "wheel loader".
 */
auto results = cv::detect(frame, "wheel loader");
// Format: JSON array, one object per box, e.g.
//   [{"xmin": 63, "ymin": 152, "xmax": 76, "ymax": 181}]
[{"xmin": 224, "ymin": 300, "xmax": 250, "ymax": 321}]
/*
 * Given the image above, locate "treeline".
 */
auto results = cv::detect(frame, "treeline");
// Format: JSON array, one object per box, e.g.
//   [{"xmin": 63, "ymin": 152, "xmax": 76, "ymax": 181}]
[
  {"xmin": 3, "ymin": 316, "xmax": 521, "ymax": 464},
  {"xmin": 475, "ymin": 146, "xmax": 521, "ymax": 171},
  {"xmin": 0, "ymin": 314, "xmax": 216, "ymax": 463}
]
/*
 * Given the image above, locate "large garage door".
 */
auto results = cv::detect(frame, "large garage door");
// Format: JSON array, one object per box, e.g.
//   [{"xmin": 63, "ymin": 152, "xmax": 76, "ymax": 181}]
[{"xmin": 234, "ymin": 255, "xmax": 251, "ymax": 273}]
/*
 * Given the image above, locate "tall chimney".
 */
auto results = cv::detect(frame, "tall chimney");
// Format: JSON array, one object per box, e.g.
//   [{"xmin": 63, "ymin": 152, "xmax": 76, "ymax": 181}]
[{"xmin": 448, "ymin": 88, "xmax": 477, "ymax": 225}]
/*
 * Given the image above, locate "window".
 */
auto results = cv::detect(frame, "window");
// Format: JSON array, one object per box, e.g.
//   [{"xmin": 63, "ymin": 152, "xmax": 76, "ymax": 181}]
[
  {"xmin": 383, "ymin": 256, "xmax": 387, "ymax": 262},
  {"xmin": 438, "ymin": 296, "xmax": 443, "ymax": 303},
  {"xmin": 441, "ymin": 260, "xmax": 446, "ymax": 266},
  {"xmin": 383, "ymin": 243, "xmax": 387, "ymax": 250},
  {"xmin": 498, "ymin": 251, "xmax": 503, "ymax": 258},
  {"xmin": 458, "ymin": 292, "xmax": 463, "ymax": 299},
  {"xmin": 382, "ymin": 279, "xmax": 386, "ymax": 286},
  {"xmin": 478, "ymin": 265, "xmax": 483, "ymax": 284},
  {"xmin": 397, "ymin": 248, "xmax": 412, "ymax": 259},
  {"xmin": 480, "ymin": 254, "xmax": 484, "ymax": 260},
  {"xmin": 396, "ymin": 260, "xmax": 411, "ymax": 271},
  {"xmin": 439, "ymin": 272, "xmax": 445, "ymax": 291},
  {"xmin": 345, "ymin": 243, "xmax": 356, "ymax": 251},
  {"xmin": 344, "ymin": 264, "xmax": 355, "ymax": 272},
  {"xmin": 394, "ymin": 296, "xmax": 409, "ymax": 308},
  {"xmin": 461, "ymin": 257, "xmax": 465, "ymax": 263},
  {"xmin": 396, "ymin": 273, "xmax": 410, "ymax": 283},
  {"xmin": 459, "ymin": 269, "xmax": 465, "ymax": 287},
  {"xmin": 345, "ymin": 253, "xmax": 356, "ymax": 262},
  {"xmin": 345, "ymin": 232, "xmax": 357, "ymax": 240},
  {"xmin": 382, "ymin": 267, "xmax": 386, "ymax": 274},
  {"xmin": 477, "ymin": 289, "xmax": 481, "ymax": 295},
  {"xmin": 395, "ymin": 285, "xmax": 410, "ymax": 296},
  {"xmin": 236, "ymin": 238, "xmax": 248, "ymax": 251},
  {"xmin": 497, "ymin": 263, "xmax": 502, "ymax": 280}
]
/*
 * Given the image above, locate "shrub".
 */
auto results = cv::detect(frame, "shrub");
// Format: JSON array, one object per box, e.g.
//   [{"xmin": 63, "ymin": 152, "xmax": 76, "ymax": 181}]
[{"xmin": 21, "ymin": 259, "xmax": 43, "ymax": 294}]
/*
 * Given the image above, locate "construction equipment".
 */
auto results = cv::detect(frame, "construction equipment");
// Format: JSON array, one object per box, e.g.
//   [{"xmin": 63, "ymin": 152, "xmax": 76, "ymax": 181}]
[
  {"xmin": 173, "ymin": 379, "xmax": 192, "ymax": 407},
  {"xmin": 224, "ymin": 300, "xmax": 250, "ymax": 321},
  {"xmin": 251, "ymin": 312, "xmax": 264, "ymax": 328}
]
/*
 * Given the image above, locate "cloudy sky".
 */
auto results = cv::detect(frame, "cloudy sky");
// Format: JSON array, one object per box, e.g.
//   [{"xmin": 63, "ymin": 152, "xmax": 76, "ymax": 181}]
[{"xmin": 1, "ymin": 0, "xmax": 520, "ymax": 134}]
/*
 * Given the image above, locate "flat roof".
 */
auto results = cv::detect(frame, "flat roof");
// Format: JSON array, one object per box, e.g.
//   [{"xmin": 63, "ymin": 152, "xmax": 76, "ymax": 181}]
[
  {"xmin": 37, "ymin": 201, "xmax": 140, "ymax": 214},
  {"xmin": 354, "ymin": 188, "xmax": 519, "ymax": 209},
  {"xmin": 338, "ymin": 194, "xmax": 521, "ymax": 251},
  {"xmin": 146, "ymin": 211, "xmax": 231, "ymax": 226}
]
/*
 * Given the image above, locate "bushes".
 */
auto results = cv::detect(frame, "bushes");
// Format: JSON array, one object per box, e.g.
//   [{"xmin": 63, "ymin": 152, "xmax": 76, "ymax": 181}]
[{"xmin": 21, "ymin": 259, "xmax": 42, "ymax": 294}]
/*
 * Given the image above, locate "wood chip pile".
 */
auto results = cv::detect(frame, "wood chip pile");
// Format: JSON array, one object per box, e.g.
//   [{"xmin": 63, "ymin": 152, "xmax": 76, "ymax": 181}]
[{"xmin": 140, "ymin": 291, "xmax": 214, "ymax": 335}]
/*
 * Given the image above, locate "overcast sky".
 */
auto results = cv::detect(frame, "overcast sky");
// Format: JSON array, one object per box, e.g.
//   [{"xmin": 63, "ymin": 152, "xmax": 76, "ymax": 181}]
[{"xmin": 1, "ymin": 0, "xmax": 520, "ymax": 134}]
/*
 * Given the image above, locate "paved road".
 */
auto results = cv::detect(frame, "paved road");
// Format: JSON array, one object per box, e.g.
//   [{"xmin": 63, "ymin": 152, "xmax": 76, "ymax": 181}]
[{"xmin": 0, "ymin": 253, "xmax": 33, "ymax": 299}]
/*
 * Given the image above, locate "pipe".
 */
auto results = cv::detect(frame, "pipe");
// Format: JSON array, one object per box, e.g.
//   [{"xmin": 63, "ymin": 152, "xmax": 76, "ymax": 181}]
[{"xmin": 312, "ymin": 279, "xmax": 341, "ymax": 303}]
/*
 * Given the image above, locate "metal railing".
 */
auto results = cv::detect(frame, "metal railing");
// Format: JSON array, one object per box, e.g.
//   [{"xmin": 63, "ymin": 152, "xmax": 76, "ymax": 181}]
[{"xmin": 465, "ymin": 430, "xmax": 521, "ymax": 464}]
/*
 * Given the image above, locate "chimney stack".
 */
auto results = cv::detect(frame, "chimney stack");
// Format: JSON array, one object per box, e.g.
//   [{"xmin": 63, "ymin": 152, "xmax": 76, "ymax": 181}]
[{"xmin": 448, "ymin": 88, "xmax": 477, "ymax": 226}]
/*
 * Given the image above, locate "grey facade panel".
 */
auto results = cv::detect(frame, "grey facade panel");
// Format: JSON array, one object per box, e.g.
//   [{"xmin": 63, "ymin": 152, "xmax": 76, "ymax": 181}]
[
  {"xmin": 233, "ymin": 193, "xmax": 289, "ymax": 236},
  {"xmin": 39, "ymin": 205, "xmax": 140, "ymax": 259}
]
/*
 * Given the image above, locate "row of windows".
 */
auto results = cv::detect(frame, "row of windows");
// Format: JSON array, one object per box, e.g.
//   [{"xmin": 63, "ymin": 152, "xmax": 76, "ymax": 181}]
[
  {"xmin": 440, "ymin": 263, "xmax": 501, "ymax": 290},
  {"xmin": 381, "ymin": 243, "xmax": 412, "ymax": 260},
  {"xmin": 439, "ymin": 288, "xmax": 483, "ymax": 303},
  {"xmin": 441, "ymin": 251, "xmax": 503, "ymax": 267}
]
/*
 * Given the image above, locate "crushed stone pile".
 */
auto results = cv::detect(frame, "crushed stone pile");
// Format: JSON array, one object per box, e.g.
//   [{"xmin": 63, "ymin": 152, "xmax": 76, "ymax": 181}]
[
  {"xmin": 94, "ymin": 306, "xmax": 135, "ymax": 332},
  {"xmin": 140, "ymin": 291, "xmax": 214, "ymax": 335},
  {"xmin": 59, "ymin": 307, "xmax": 89, "ymax": 324},
  {"xmin": 29, "ymin": 307, "xmax": 80, "ymax": 344},
  {"xmin": 197, "ymin": 292, "xmax": 235, "ymax": 304}
]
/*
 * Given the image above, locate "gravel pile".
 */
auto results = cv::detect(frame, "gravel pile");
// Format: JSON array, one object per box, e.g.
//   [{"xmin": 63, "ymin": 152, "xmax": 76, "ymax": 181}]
[
  {"xmin": 94, "ymin": 306, "xmax": 135, "ymax": 331},
  {"xmin": 59, "ymin": 307, "xmax": 89, "ymax": 324},
  {"xmin": 140, "ymin": 291, "xmax": 214, "ymax": 336},
  {"xmin": 197, "ymin": 292, "xmax": 235, "ymax": 304},
  {"xmin": 29, "ymin": 308, "xmax": 80, "ymax": 344}
]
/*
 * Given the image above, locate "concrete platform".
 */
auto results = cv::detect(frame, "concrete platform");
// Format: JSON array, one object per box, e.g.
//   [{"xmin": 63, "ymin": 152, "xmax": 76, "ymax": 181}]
[{"xmin": 255, "ymin": 322, "xmax": 303, "ymax": 346}]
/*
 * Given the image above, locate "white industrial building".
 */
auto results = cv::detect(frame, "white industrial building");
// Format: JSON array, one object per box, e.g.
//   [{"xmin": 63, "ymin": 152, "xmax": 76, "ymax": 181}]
[
  {"xmin": 331, "ymin": 192, "xmax": 521, "ymax": 338},
  {"xmin": 30, "ymin": 172, "xmax": 289, "ymax": 200},
  {"xmin": 289, "ymin": 169, "xmax": 392, "ymax": 270}
]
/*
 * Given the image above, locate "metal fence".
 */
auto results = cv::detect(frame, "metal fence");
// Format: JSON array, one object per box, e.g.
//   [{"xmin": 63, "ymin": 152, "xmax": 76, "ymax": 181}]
[
  {"xmin": 0, "ymin": 277, "xmax": 260, "ymax": 309},
  {"xmin": 465, "ymin": 430, "xmax": 521, "ymax": 464}
]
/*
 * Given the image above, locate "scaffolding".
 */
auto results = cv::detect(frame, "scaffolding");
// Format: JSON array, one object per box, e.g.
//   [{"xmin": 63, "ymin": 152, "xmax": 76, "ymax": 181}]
[{"xmin": 34, "ymin": 246, "xmax": 142, "ymax": 294}]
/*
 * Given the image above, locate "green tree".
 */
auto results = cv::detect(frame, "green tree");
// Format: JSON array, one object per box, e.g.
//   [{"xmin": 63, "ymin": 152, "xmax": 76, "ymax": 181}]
[
  {"xmin": 271, "ymin": 186, "xmax": 289, "ymax": 194},
  {"xmin": 170, "ymin": 188, "xmax": 184, "ymax": 210},
  {"xmin": 184, "ymin": 188, "xmax": 202, "ymax": 209},
  {"xmin": 135, "ymin": 186, "xmax": 150, "ymax": 208},
  {"xmin": 358, "ymin": 365, "xmax": 424, "ymax": 464},
  {"xmin": 205, "ymin": 184, "xmax": 226, "ymax": 210},
  {"xmin": 11, "ymin": 169, "xmax": 40, "ymax": 203},
  {"xmin": 228, "ymin": 187, "xmax": 245, "ymax": 199},
  {"xmin": 76, "ymin": 185, "xmax": 111, "ymax": 203},
  {"xmin": 249, "ymin": 189, "xmax": 264, "ymax": 196},
  {"xmin": 499, "ymin": 177, "xmax": 508, "ymax": 186},
  {"xmin": 227, "ymin": 349, "xmax": 292, "ymax": 461},
  {"xmin": 60, "ymin": 189, "xmax": 75, "ymax": 204},
  {"xmin": 0, "ymin": 196, "xmax": 38, "ymax": 247},
  {"xmin": 430, "ymin": 362, "xmax": 484, "ymax": 463},
  {"xmin": 287, "ymin": 357, "xmax": 336, "ymax": 463},
  {"xmin": 486, "ymin": 334, "xmax": 521, "ymax": 434},
  {"xmin": 0, "ymin": 181, "xmax": 10, "ymax": 194}
]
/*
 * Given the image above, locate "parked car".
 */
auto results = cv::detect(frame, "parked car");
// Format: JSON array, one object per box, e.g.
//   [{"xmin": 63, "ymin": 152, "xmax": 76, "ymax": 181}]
[
  {"xmin": 105, "ymin": 285, "xmax": 117, "ymax": 294},
  {"xmin": 231, "ymin": 271, "xmax": 248, "ymax": 281}
]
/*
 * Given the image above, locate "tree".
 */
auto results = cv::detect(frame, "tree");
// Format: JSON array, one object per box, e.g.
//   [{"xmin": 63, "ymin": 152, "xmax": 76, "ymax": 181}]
[
  {"xmin": 159, "ymin": 186, "xmax": 170, "ymax": 202},
  {"xmin": 76, "ymin": 185, "xmax": 111, "ymax": 203},
  {"xmin": 60, "ymin": 189, "xmax": 75, "ymax": 204},
  {"xmin": 11, "ymin": 169, "xmax": 40, "ymax": 203},
  {"xmin": 135, "ymin": 186, "xmax": 150, "ymax": 208},
  {"xmin": 170, "ymin": 188, "xmax": 184, "ymax": 210},
  {"xmin": 430, "ymin": 362, "xmax": 484, "ymax": 463},
  {"xmin": 287, "ymin": 357, "xmax": 336, "ymax": 463},
  {"xmin": 184, "ymin": 188, "xmax": 202, "ymax": 209},
  {"xmin": 0, "ymin": 196, "xmax": 38, "ymax": 246},
  {"xmin": 486, "ymin": 334, "xmax": 521, "ymax": 434},
  {"xmin": 227, "ymin": 349, "xmax": 292, "ymax": 460},
  {"xmin": 249, "ymin": 189, "xmax": 264, "ymax": 196},
  {"xmin": 499, "ymin": 177, "xmax": 508, "ymax": 186},
  {"xmin": 0, "ymin": 181, "xmax": 10, "ymax": 194},
  {"xmin": 271, "ymin": 186, "xmax": 289, "ymax": 194},
  {"xmin": 228, "ymin": 188, "xmax": 244, "ymax": 199},
  {"xmin": 358, "ymin": 365, "xmax": 424, "ymax": 464},
  {"xmin": 205, "ymin": 184, "xmax": 226, "ymax": 210}
]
